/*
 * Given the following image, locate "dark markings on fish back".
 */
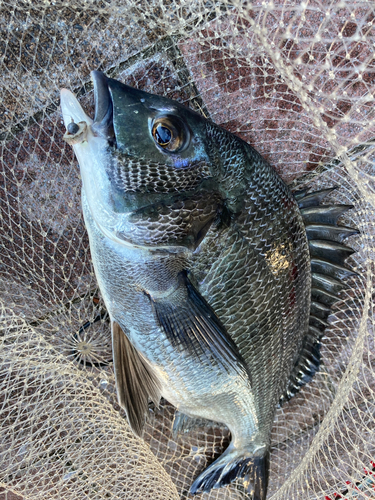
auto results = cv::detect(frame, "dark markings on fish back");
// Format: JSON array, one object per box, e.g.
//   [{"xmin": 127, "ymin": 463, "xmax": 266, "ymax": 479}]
[
  {"xmin": 236, "ymin": 162, "xmax": 310, "ymax": 427},
  {"xmin": 205, "ymin": 121, "xmax": 253, "ymax": 213}
]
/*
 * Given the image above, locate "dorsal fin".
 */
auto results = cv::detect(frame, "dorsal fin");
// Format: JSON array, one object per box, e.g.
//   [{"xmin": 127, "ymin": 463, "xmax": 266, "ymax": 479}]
[
  {"xmin": 296, "ymin": 187, "xmax": 337, "ymax": 208},
  {"xmin": 300, "ymin": 204, "xmax": 354, "ymax": 225},
  {"xmin": 279, "ymin": 188, "xmax": 358, "ymax": 405}
]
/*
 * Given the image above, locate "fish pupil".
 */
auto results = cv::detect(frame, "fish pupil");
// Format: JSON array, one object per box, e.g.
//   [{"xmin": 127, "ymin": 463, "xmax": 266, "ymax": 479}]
[{"xmin": 155, "ymin": 124, "xmax": 172, "ymax": 145}]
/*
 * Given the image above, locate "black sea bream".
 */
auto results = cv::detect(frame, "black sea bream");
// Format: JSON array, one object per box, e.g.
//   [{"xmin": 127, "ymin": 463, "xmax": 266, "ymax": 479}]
[{"xmin": 60, "ymin": 71, "xmax": 357, "ymax": 499}]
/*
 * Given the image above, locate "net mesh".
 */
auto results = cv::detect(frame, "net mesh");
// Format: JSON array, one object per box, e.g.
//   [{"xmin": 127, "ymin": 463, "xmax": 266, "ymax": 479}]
[{"xmin": 0, "ymin": 1, "xmax": 374, "ymax": 499}]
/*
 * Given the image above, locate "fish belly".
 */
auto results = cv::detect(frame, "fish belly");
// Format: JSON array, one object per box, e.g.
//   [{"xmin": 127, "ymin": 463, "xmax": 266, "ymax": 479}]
[{"xmin": 82, "ymin": 191, "xmax": 259, "ymax": 444}]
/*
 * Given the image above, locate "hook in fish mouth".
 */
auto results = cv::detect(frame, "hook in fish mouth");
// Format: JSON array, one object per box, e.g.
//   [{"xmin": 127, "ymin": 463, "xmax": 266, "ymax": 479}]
[{"xmin": 63, "ymin": 119, "xmax": 88, "ymax": 145}]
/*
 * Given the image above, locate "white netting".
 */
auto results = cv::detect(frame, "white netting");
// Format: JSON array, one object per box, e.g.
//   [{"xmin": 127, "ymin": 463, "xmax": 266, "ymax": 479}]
[{"xmin": 0, "ymin": 1, "xmax": 374, "ymax": 499}]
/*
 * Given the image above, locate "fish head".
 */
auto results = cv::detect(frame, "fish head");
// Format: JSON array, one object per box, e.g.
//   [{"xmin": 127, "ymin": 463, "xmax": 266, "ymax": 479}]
[
  {"xmin": 60, "ymin": 71, "xmax": 242, "ymax": 250},
  {"xmin": 90, "ymin": 71, "xmax": 208, "ymax": 164}
]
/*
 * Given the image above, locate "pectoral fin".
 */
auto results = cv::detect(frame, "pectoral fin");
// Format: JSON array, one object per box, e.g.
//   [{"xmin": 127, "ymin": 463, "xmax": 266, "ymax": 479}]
[
  {"xmin": 147, "ymin": 272, "xmax": 251, "ymax": 383},
  {"xmin": 112, "ymin": 321, "xmax": 161, "ymax": 436}
]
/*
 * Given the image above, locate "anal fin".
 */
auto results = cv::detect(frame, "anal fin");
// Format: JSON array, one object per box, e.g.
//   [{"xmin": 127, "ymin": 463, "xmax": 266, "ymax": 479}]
[{"xmin": 112, "ymin": 321, "xmax": 161, "ymax": 436}]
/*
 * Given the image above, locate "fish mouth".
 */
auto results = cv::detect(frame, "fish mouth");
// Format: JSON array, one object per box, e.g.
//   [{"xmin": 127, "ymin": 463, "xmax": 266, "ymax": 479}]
[{"xmin": 91, "ymin": 70, "xmax": 116, "ymax": 146}]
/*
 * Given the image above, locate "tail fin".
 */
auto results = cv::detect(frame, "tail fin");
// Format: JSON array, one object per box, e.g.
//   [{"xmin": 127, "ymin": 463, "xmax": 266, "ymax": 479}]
[
  {"xmin": 244, "ymin": 451, "xmax": 270, "ymax": 500},
  {"xmin": 190, "ymin": 443, "xmax": 270, "ymax": 500}
]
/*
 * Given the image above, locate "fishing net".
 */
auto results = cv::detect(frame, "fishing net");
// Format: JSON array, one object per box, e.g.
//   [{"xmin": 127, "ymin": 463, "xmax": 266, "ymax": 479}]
[{"xmin": 0, "ymin": 0, "xmax": 374, "ymax": 498}]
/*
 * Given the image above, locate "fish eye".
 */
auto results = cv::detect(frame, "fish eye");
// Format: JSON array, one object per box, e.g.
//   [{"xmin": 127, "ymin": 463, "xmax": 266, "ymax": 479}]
[
  {"xmin": 151, "ymin": 116, "xmax": 187, "ymax": 152},
  {"xmin": 153, "ymin": 124, "xmax": 172, "ymax": 146}
]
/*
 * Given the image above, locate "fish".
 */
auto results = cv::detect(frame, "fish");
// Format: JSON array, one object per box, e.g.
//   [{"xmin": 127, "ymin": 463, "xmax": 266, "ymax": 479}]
[{"xmin": 60, "ymin": 71, "xmax": 357, "ymax": 499}]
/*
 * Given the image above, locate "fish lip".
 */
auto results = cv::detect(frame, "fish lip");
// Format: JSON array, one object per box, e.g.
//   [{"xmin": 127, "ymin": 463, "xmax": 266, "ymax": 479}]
[{"xmin": 91, "ymin": 70, "xmax": 115, "ymax": 145}]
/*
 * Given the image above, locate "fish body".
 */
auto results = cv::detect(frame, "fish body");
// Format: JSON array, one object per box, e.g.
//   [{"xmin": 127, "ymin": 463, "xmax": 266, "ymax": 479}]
[{"xmin": 60, "ymin": 72, "xmax": 356, "ymax": 499}]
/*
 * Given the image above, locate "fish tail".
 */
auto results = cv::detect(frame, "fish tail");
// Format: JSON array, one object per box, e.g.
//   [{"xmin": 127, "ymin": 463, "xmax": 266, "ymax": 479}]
[
  {"xmin": 190, "ymin": 442, "xmax": 270, "ymax": 500},
  {"xmin": 247, "ymin": 449, "xmax": 270, "ymax": 500}
]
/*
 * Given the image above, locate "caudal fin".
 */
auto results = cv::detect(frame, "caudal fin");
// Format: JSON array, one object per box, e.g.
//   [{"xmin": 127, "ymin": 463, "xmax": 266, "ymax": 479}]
[
  {"xmin": 247, "ymin": 451, "xmax": 270, "ymax": 500},
  {"xmin": 190, "ymin": 444, "xmax": 270, "ymax": 500}
]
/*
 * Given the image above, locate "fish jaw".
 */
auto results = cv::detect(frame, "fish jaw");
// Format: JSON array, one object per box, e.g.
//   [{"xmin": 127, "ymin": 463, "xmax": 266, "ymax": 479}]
[{"xmin": 60, "ymin": 88, "xmax": 136, "ymax": 246}]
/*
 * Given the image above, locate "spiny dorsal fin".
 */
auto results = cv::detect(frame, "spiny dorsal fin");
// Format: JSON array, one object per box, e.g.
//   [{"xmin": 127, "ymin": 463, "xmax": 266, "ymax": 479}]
[
  {"xmin": 312, "ymin": 272, "xmax": 346, "ymax": 295},
  {"xmin": 300, "ymin": 204, "xmax": 354, "ymax": 225},
  {"xmin": 311, "ymin": 258, "xmax": 358, "ymax": 281},
  {"xmin": 297, "ymin": 187, "xmax": 337, "ymax": 208},
  {"xmin": 309, "ymin": 240, "xmax": 355, "ymax": 264},
  {"xmin": 280, "ymin": 188, "xmax": 357, "ymax": 405},
  {"xmin": 305, "ymin": 224, "xmax": 359, "ymax": 243},
  {"xmin": 311, "ymin": 287, "xmax": 340, "ymax": 307}
]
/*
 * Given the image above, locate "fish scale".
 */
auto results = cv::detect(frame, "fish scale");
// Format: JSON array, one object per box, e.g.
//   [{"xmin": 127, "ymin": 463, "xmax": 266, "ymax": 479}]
[
  {"xmin": 188, "ymin": 125, "xmax": 312, "ymax": 443},
  {"xmin": 61, "ymin": 71, "xmax": 357, "ymax": 500},
  {"xmin": 111, "ymin": 154, "xmax": 211, "ymax": 193}
]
